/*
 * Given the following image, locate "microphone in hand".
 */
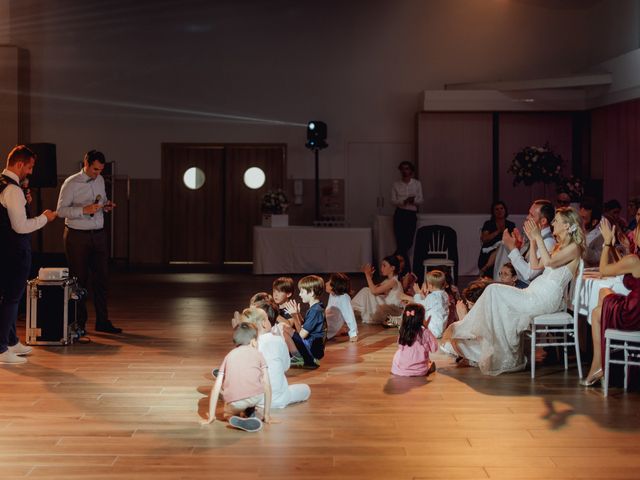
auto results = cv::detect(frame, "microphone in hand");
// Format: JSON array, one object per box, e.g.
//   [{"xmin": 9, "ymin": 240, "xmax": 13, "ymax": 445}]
[
  {"xmin": 21, "ymin": 178, "xmax": 33, "ymax": 205},
  {"xmin": 90, "ymin": 194, "xmax": 102, "ymax": 217}
]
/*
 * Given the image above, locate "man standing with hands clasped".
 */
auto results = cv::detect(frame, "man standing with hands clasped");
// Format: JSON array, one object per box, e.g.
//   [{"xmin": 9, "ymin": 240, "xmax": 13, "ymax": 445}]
[
  {"xmin": 391, "ymin": 161, "xmax": 423, "ymax": 274},
  {"xmin": 1, "ymin": 145, "xmax": 57, "ymax": 364},
  {"xmin": 57, "ymin": 150, "xmax": 122, "ymax": 335}
]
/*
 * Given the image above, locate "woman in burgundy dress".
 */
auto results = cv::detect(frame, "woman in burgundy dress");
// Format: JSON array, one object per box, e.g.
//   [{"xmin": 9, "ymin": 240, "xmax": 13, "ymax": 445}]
[{"xmin": 581, "ymin": 209, "xmax": 640, "ymax": 387}]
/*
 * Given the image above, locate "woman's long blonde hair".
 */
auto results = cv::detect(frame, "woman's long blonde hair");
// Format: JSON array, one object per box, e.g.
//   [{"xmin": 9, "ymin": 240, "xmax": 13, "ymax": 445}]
[{"xmin": 555, "ymin": 207, "xmax": 586, "ymax": 256}]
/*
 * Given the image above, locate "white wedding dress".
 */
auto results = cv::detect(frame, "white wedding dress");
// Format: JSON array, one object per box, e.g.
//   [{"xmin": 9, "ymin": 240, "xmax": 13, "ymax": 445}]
[{"xmin": 442, "ymin": 265, "xmax": 574, "ymax": 376}]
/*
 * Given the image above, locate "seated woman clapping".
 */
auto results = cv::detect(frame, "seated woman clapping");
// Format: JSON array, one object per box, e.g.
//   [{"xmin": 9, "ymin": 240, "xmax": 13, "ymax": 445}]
[
  {"xmin": 581, "ymin": 214, "xmax": 640, "ymax": 387},
  {"xmin": 351, "ymin": 255, "xmax": 404, "ymax": 325},
  {"xmin": 477, "ymin": 200, "xmax": 516, "ymax": 277}
]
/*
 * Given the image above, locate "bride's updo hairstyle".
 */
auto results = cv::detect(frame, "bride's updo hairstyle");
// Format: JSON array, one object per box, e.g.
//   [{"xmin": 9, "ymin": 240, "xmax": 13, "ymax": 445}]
[{"xmin": 555, "ymin": 207, "xmax": 586, "ymax": 255}]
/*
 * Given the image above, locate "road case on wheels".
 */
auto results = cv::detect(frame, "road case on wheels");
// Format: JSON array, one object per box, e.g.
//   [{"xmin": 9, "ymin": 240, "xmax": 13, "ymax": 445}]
[{"xmin": 25, "ymin": 277, "xmax": 81, "ymax": 345}]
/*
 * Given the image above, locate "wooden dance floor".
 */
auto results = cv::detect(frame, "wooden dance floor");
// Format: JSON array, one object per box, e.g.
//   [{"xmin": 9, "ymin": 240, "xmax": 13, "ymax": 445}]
[{"xmin": 1, "ymin": 271, "xmax": 640, "ymax": 479}]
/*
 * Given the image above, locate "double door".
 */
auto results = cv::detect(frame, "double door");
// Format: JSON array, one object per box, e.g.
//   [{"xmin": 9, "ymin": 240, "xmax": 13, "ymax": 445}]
[{"xmin": 162, "ymin": 144, "xmax": 286, "ymax": 265}]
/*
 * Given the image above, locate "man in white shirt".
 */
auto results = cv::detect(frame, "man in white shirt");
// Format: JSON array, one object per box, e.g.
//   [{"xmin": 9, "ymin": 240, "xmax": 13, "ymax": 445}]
[
  {"xmin": 0, "ymin": 146, "xmax": 57, "ymax": 364},
  {"xmin": 56, "ymin": 150, "xmax": 121, "ymax": 334},
  {"xmin": 494, "ymin": 199, "xmax": 556, "ymax": 285},
  {"xmin": 390, "ymin": 161, "xmax": 423, "ymax": 273}
]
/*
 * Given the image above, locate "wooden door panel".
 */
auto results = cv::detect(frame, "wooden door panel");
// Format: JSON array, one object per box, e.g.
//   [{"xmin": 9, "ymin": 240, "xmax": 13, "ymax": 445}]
[
  {"xmin": 162, "ymin": 145, "xmax": 224, "ymax": 264},
  {"xmin": 224, "ymin": 146, "xmax": 286, "ymax": 262}
]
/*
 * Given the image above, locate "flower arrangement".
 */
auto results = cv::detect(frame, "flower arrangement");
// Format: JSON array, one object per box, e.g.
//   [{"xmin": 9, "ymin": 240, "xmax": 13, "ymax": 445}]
[
  {"xmin": 261, "ymin": 189, "xmax": 289, "ymax": 214},
  {"xmin": 508, "ymin": 143, "xmax": 563, "ymax": 186},
  {"xmin": 558, "ymin": 175, "xmax": 584, "ymax": 202}
]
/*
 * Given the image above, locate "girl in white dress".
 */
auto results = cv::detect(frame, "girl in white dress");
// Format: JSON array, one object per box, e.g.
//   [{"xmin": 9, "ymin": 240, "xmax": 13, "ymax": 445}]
[
  {"xmin": 351, "ymin": 255, "xmax": 404, "ymax": 325},
  {"xmin": 442, "ymin": 207, "xmax": 585, "ymax": 376}
]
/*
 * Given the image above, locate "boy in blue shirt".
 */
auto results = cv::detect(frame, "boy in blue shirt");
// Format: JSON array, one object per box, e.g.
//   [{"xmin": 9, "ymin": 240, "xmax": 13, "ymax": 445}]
[{"xmin": 283, "ymin": 275, "xmax": 327, "ymax": 369}]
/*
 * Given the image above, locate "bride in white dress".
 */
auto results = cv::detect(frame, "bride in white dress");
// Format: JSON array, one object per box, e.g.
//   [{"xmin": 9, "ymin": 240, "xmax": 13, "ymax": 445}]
[{"xmin": 442, "ymin": 207, "xmax": 585, "ymax": 375}]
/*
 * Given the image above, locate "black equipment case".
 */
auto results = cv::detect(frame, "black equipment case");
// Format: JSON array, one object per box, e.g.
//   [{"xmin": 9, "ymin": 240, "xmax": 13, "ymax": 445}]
[{"xmin": 25, "ymin": 278, "xmax": 79, "ymax": 345}]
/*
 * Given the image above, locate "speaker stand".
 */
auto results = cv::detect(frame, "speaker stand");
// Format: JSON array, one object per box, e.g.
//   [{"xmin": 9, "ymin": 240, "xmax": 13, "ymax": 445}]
[{"xmin": 314, "ymin": 148, "xmax": 320, "ymax": 222}]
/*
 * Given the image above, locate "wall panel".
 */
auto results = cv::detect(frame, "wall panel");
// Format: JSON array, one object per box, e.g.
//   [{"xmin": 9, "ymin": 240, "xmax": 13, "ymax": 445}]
[
  {"xmin": 417, "ymin": 112, "xmax": 493, "ymax": 214},
  {"xmin": 591, "ymin": 98, "xmax": 640, "ymax": 219}
]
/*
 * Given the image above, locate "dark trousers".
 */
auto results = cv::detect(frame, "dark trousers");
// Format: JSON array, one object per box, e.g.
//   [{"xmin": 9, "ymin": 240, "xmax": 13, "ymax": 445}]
[
  {"xmin": 63, "ymin": 227, "xmax": 109, "ymax": 328},
  {"xmin": 0, "ymin": 245, "xmax": 31, "ymax": 352},
  {"xmin": 393, "ymin": 208, "xmax": 417, "ymax": 273},
  {"xmin": 292, "ymin": 332, "xmax": 325, "ymax": 366}
]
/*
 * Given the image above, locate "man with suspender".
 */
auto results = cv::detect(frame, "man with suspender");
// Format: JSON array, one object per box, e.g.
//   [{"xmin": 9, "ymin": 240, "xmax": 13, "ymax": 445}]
[{"xmin": 0, "ymin": 146, "xmax": 57, "ymax": 364}]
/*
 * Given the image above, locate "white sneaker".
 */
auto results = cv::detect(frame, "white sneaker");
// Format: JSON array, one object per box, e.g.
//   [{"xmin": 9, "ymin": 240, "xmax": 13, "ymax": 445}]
[
  {"xmin": 9, "ymin": 342, "xmax": 32, "ymax": 356},
  {"xmin": 0, "ymin": 350, "xmax": 27, "ymax": 364}
]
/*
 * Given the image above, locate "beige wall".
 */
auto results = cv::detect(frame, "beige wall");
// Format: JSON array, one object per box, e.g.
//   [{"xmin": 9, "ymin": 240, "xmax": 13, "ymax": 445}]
[
  {"xmin": 6, "ymin": 0, "xmax": 612, "ymax": 181},
  {"xmin": 586, "ymin": 0, "xmax": 640, "ymax": 65},
  {"xmin": 5, "ymin": 1, "xmax": 640, "ymax": 264}
]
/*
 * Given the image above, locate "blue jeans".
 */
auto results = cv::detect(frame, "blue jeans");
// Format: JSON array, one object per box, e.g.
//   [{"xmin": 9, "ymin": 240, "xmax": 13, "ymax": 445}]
[
  {"xmin": 0, "ymin": 246, "xmax": 31, "ymax": 353},
  {"xmin": 291, "ymin": 331, "xmax": 325, "ymax": 366}
]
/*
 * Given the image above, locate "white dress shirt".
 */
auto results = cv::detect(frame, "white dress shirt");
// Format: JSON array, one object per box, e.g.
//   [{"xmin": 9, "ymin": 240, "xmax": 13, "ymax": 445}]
[
  {"xmin": 0, "ymin": 169, "xmax": 47, "ymax": 234},
  {"xmin": 56, "ymin": 169, "xmax": 108, "ymax": 230},
  {"xmin": 508, "ymin": 226, "xmax": 556, "ymax": 283},
  {"xmin": 391, "ymin": 178, "xmax": 423, "ymax": 212}
]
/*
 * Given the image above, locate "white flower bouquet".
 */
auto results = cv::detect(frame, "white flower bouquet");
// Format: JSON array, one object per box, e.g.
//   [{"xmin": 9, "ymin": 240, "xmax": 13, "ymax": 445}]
[{"xmin": 508, "ymin": 143, "xmax": 563, "ymax": 186}]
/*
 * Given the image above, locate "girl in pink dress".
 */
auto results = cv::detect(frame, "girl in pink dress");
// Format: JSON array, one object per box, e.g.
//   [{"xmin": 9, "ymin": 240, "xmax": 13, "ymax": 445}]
[{"xmin": 391, "ymin": 304, "xmax": 438, "ymax": 377}]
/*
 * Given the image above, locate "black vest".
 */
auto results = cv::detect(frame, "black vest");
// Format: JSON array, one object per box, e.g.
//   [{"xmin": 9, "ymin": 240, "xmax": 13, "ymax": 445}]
[{"xmin": 0, "ymin": 174, "xmax": 31, "ymax": 250}]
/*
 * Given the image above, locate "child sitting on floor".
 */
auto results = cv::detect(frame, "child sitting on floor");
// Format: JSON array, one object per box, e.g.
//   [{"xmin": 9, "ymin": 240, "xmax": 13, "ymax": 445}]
[
  {"xmin": 402, "ymin": 269, "xmax": 449, "ymax": 338},
  {"xmin": 396, "ymin": 254, "xmax": 418, "ymax": 296},
  {"xmin": 325, "ymin": 272, "xmax": 358, "ymax": 342},
  {"xmin": 282, "ymin": 275, "xmax": 328, "ymax": 369},
  {"xmin": 249, "ymin": 292, "xmax": 280, "ymax": 326},
  {"xmin": 201, "ymin": 323, "xmax": 272, "ymax": 432},
  {"xmin": 272, "ymin": 277, "xmax": 295, "ymax": 325},
  {"xmin": 240, "ymin": 308, "xmax": 311, "ymax": 409},
  {"xmin": 391, "ymin": 303, "xmax": 438, "ymax": 377},
  {"xmin": 351, "ymin": 255, "xmax": 404, "ymax": 325}
]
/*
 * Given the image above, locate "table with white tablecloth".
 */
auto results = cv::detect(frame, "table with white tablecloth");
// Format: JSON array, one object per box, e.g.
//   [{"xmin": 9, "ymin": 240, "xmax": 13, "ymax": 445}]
[
  {"xmin": 374, "ymin": 213, "xmax": 528, "ymax": 277},
  {"xmin": 575, "ymin": 274, "xmax": 631, "ymax": 324},
  {"xmin": 253, "ymin": 226, "xmax": 372, "ymax": 274}
]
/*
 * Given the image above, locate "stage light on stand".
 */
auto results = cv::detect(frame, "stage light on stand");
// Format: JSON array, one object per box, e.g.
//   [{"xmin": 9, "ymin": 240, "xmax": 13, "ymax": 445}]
[{"xmin": 306, "ymin": 121, "xmax": 327, "ymax": 150}]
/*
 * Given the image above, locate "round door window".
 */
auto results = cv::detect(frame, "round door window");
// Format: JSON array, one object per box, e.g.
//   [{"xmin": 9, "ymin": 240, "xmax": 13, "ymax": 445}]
[
  {"xmin": 183, "ymin": 167, "xmax": 206, "ymax": 190},
  {"xmin": 243, "ymin": 167, "xmax": 266, "ymax": 189}
]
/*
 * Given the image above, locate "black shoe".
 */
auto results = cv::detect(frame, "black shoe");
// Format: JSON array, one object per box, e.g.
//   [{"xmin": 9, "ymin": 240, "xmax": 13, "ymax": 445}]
[
  {"xmin": 229, "ymin": 416, "xmax": 263, "ymax": 432},
  {"xmin": 95, "ymin": 322, "xmax": 123, "ymax": 334}
]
